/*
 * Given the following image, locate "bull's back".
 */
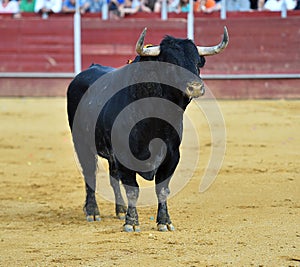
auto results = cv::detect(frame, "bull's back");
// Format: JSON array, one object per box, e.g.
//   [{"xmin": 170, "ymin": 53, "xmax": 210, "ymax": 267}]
[{"xmin": 67, "ymin": 64, "xmax": 115, "ymax": 130}]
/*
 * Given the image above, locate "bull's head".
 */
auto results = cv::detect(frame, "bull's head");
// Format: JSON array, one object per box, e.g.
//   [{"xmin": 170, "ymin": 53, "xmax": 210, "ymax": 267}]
[{"xmin": 135, "ymin": 27, "xmax": 229, "ymax": 98}]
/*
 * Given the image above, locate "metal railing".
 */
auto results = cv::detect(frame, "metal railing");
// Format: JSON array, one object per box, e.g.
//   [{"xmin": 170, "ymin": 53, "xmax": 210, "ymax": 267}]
[{"xmin": 1, "ymin": 72, "xmax": 299, "ymax": 79}]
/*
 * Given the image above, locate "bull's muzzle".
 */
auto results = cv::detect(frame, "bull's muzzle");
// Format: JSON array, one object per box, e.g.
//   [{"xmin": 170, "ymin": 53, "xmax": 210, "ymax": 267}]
[{"xmin": 186, "ymin": 81, "xmax": 205, "ymax": 98}]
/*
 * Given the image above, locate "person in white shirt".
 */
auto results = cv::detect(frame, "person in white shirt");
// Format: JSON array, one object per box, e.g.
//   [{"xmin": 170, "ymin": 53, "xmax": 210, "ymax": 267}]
[
  {"xmin": 262, "ymin": 0, "xmax": 296, "ymax": 10},
  {"xmin": 34, "ymin": 0, "xmax": 62, "ymax": 18},
  {"xmin": 0, "ymin": 0, "xmax": 20, "ymax": 14}
]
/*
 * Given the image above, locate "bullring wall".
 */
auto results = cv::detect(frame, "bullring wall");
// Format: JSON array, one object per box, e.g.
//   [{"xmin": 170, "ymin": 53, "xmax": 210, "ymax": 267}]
[{"xmin": 0, "ymin": 12, "xmax": 299, "ymax": 98}]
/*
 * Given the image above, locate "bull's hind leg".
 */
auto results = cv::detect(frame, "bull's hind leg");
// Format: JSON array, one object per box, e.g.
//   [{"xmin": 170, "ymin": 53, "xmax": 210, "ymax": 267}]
[
  {"xmin": 109, "ymin": 162, "xmax": 127, "ymax": 220},
  {"xmin": 85, "ymin": 183, "xmax": 101, "ymax": 222},
  {"xmin": 75, "ymin": 143, "xmax": 100, "ymax": 222}
]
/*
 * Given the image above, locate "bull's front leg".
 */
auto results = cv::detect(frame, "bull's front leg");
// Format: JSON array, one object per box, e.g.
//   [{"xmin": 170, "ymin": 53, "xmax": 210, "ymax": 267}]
[
  {"xmin": 155, "ymin": 151, "xmax": 179, "ymax": 231},
  {"xmin": 110, "ymin": 175, "xmax": 127, "ymax": 220},
  {"xmin": 122, "ymin": 173, "xmax": 140, "ymax": 232},
  {"xmin": 155, "ymin": 182, "xmax": 175, "ymax": 232}
]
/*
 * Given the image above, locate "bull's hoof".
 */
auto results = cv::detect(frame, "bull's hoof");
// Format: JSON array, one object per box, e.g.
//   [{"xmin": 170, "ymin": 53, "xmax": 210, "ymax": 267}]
[
  {"xmin": 167, "ymin": 223, "xmax": 175, "ymax": 231},
  {"xmin": 117, "ymin": 213, "xmax": 126, "ymax": 220},
  {"xmin": 124, "ymin": 224, "xmax": 133, "ymax": 232},
  {"xmin": 84, "ymin": 202, "xmax": 100, "ymax": 222},
  {"xmin": 134, "ymin": 225, "xmax": 141, "ymax": 232},
  {"xmin": 157, "ymin": 223, "xmax": 175, "ymax": 232},
  {"xmin": 123, "ymin": 224, "xmax": 140, "ymax": 232},
  {"xmin": 86, "ymin": 215, "xmax": 101, "ymax": 222}
]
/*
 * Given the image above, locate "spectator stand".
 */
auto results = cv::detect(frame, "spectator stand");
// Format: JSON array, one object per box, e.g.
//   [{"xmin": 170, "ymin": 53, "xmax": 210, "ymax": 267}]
[{"xmin": 0, "ymin": 3, "xmax": 300, "ymax": 98}]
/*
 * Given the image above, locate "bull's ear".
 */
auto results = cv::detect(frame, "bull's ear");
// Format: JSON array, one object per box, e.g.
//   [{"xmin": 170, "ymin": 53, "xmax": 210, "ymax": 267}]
[{"xmin": 198, "ymin": 56, "xmax": 206, "ymax": 68}]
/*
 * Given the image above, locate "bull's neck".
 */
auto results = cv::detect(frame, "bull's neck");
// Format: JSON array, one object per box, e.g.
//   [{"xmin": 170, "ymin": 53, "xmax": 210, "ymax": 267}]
[{"xmin": 162, "ymin": 87, "xmax": 191, "ymax": 111}]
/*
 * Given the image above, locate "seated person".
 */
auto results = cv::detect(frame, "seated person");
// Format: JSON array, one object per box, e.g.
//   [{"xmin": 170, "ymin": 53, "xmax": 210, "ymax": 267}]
[
  {"xmin": 168, "ymin": 0, "xmax": 180, "ymax": 12},
  {"xmin": 85, "ymin": 0, "xmax": 104, "ymax": 12},
  {"xmin": 20, "ymin": 0, "xmax": 36, "ymax": 12},
  {"xmin": 62, "ymin": 0, "xmax": 88, "ymax": 13},
  {"xmin": 119, "ymin": 0, "xmax": 140, "ymax": 16},
  {"xmin": 178, "ymin": 0, "xmax": 190, "ymax": 12},
  {"xmin": 108, "ymin": 0, "xmax": 124, "ymax": 18},
  {"xmin": 153, "ymin": 0, "xmax": 180, "ymax": 13},
  {"xmin": 34, "ymin": 0, "xmax": 62, "ymax": 18},
  {"xmin": 149, "ymin": 0, "xmax": 180, "ymax": 13},
  {"xmin": 262, "ymin": 0, "xmax": 296, "ymax": 10},
  {"xmin": 226, "ymin": 0, "xmax": 250, "ymax": 11},
  {"xmin": 140, "ymin": 0, "xmax": 160, "ymax": 12},
  {"xmin": 0, "ymin": 0, "xmax": 20, "ymax": 17},
  {"xmin": 197, "ymin": 0, "xmax": 221, "ymax": 12}
]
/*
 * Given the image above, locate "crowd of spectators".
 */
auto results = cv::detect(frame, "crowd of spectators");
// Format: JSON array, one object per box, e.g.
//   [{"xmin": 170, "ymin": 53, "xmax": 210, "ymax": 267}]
[{"xmin": 1, "ymin": 0, "xmax": 299, "ymax": 19}]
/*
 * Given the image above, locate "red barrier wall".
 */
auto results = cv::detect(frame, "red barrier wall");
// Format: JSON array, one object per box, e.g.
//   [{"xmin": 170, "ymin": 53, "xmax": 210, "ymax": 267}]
[{"xmin": 0, "ymin": 12, "xmax": 299, "ymax": 98}]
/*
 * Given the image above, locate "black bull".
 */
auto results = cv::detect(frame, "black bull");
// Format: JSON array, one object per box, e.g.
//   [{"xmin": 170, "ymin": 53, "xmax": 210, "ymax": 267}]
[{"xmin": 67, "ymin": 28, "xmax": 229, "ymax": 232}]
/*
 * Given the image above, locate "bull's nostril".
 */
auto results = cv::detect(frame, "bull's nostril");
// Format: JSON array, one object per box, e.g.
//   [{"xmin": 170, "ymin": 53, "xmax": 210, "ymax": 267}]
[{"xmin": 188, "ymin": 87, "xmax": 193, "ymax": 92}]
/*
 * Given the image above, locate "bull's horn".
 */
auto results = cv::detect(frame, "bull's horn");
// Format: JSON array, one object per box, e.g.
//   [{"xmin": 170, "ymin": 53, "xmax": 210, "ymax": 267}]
[
  {"xmin": 197, "ymin": 26, "xmax": 229, "ymax": 56},
  {"xmin": 136, "ymin": 27, "xmax": 160, "ymax": 57}
]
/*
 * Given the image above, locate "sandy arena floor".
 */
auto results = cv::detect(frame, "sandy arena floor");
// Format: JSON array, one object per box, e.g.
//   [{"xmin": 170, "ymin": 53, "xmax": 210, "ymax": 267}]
[{"xmin": 0, "ymin": 98, "xmax": 299, "ymax": 266}]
